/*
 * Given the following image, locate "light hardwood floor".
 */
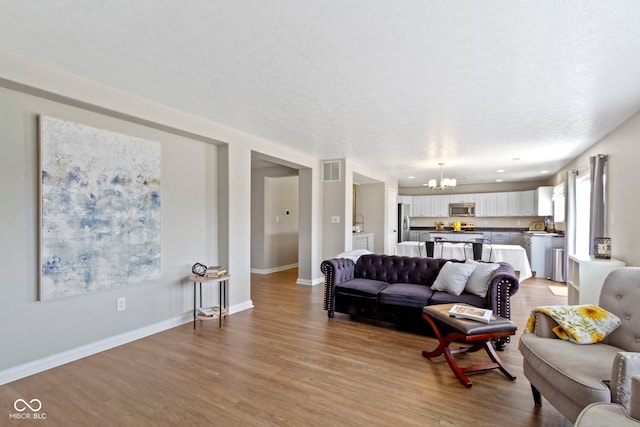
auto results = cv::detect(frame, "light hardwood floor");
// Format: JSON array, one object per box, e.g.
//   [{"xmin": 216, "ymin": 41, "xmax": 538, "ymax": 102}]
[{"xmin": 2, "ymin": 269, "xmax": 573, "ymax": 426}]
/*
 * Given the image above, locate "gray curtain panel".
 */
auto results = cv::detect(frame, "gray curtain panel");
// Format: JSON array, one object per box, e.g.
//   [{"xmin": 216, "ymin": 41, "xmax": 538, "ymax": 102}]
[
  {"xmin": 565, "ymin": 170, "xmax": 577, "ymax": 275},
  {"xmin": 589, "ymin": 154, "xmax": 607, "ymax": 255}
]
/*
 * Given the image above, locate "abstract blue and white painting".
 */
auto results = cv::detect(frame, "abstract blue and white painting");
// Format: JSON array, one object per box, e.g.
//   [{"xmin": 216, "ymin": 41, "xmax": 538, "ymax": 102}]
[{"xmin": 39, "ymin": 116, "xmax": 161, "ymax": 300}]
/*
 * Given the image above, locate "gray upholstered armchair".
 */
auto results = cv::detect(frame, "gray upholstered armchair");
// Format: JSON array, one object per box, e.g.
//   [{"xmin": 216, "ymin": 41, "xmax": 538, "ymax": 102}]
[
  {"xmin": 575, "ymin": 374, "xmax": 640, "ymax": 426},
  {"xmin": 519, "ymin": 267, "xmax": 640, "ymax": 423}
]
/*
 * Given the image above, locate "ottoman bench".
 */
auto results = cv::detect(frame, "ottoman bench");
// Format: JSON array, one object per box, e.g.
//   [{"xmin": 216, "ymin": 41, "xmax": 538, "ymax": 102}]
[{"xmin": 421, "ymin": 303, "xmax": 517, "ymax": 387}]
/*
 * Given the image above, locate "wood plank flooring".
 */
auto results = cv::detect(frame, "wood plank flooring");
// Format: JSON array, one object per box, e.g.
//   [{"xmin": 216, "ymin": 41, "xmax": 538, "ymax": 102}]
[{"xmin": 2, "ymin": 270, "xmax": 573, "ymax": 426}]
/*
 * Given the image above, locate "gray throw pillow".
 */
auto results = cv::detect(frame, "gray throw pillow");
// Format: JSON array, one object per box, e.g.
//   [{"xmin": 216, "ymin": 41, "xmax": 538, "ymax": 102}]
[
  {"xmin": 431, "ymin": 261, "xmax": 476, "ymax": 296},
  {"xmin": 464, "ymin": 259, "xmax": 500, "ymax": 298}
]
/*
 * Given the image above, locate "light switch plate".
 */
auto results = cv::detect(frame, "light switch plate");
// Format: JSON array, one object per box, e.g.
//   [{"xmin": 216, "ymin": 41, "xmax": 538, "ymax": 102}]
[{"xmin": 331, "ymin": 216, "xmax": 340, "ymax": 223}]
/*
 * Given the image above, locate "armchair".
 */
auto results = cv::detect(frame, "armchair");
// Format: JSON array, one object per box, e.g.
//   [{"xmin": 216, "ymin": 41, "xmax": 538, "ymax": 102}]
[
  {"xmin": 518, "ymin": 267, "xmax": 640, "ymax": 423},
  {"xmin": 575, "ymin": 374, "xmax": 640, "ymax": 426}
]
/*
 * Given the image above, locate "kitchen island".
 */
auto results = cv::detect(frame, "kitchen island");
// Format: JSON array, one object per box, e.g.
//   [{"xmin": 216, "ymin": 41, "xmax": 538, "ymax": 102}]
[{"xmin": 395, "ymin": 241, "xmax": 532, "ymax": 281}]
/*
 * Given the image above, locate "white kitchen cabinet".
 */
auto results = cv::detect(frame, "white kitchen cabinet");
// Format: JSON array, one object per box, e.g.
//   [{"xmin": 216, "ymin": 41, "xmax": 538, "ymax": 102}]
[
  {"xmin": 552, "ymin": 184, "xmax": 565, "ymax": 222},
  {"xmin": 422, "ymin": 195, "xmax": 435, "ymax": 216},
  {"xmin": 536, "ymin": 186, "xmax": 553, "ymax": 216},
  {"xmin": 412, "ymin": 188, "xmax": 558, "ymax": 218},
  {"xmin": 507, "ymin": 191, "xmax": 534, "ymax": 216},
  {"xmin": 417, "ymin": 194, "xmax": 448, "ymax": 217},
  {"xmin": 485, "ymin": 231, "xmax": 525, "ymax": 245},
  {"xmin": 419, "ymin": 231, "xmax": 430, "ymax": 241},
  {"xmin": 447, "ymin": 194, "xmax": 475, "ymax": 204},
  {"xmin": 496, "ymin": 192, "xmax": 509, "ymax": 216},
  {"xmin": 476, "ymin": 193, "xmax": 497, "ymax": 217},
  {"xmin": 397, "ymin": 195, "xmax": 412, "ymax": 204},
  {"xmin": 509, "ymin": 232, "xmax": 524, "ymax": 246},
  {"xmin": 408, "ymin": 230, "xmax": 420, "ymax": 241},
  {"xmin": 523, "ymin": 233, "xmax": 565, "ymax": 278},
  {"xmin": 474, "ymin": 193, "xmax": 484, "ymax": 216},
  {"xmin": 397, "ymin": 195, "xmax": 414, "ymax": 215},
  {"xmin": 433, "ymin": 195, "xmax": 448, "ymax": 217},
  {"xmin": 448, "ymin": 194, "xmax": 462, "ymax": 203},
  {"xmin": 567, "ymin": 255, "xmax": 625, "ymax": 305},
  {"xmin": 508, "ymin": 192, "xmax": 521, "ymax": 216},
  {"xmin": 430, "ymin": 232, "xmax": 483, "ymax": 242},
  {"xmin": 485, "ymin": 231, "xmax": 509, "ymax": 244},
  {"xmin": 353, "ymin": 233, "xmax": 374, "ymax": 251},
  {"xmin": 412, "ymin": 196, "xmax": 425, "ymax": 217},
  {"xmin": 520, "ymin": 190, "xmax": 536, "ymax": 216}
]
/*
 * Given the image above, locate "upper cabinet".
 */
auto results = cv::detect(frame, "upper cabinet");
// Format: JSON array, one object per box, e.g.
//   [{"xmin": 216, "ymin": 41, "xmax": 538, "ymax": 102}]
[
  {"xmin": 413, "ymin": 194, "xmax": 448, "ymax": 217},
  {"xmin": 448, "ymin": 194, "xmax": 476, "ymax": 203},
  {"xmin": 406, "ymin": 186, "xmax": 554, "ymax": 217},
  {"xmin": 476, "ymin": 192, "xmax": 497, "ymax": 217},
  {"xmin": 552, "ymin": 184, "xmax": 566, "ymax": 222},
  {"xmin": 500, "ymin": 190, "xmax": 535, "ymax": 216},
  {"xmin": 496, "ymin": 192, "xmax": 510, "ymax": 216},
  {"xmin": 536, "ymin": 186, "xmax": 553, "ymax": 216},
  {"xmin": 397, "ymin": 195, "xmax": 413, "ymax": 205}
]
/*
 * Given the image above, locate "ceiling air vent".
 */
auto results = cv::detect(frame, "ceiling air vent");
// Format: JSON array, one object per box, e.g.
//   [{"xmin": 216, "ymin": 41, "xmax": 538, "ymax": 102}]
[{"xmin": 322, "ymin": 160, "xmax": 341, "ymax": 182}]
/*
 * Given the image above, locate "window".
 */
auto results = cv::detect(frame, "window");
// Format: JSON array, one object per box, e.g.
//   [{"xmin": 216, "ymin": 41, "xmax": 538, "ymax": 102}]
[
  {"xmin": 575, "ymin": 173, "xmax": 591, "ymax": 255},
  {"xmin": 552, "ymin": 184, "xmax": 565, "ymax": 223}
]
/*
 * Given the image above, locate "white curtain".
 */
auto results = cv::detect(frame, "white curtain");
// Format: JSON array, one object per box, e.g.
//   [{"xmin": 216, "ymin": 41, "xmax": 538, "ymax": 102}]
[
  {"xmin": 589, "ymin": 154, "xmax": 607, "ymax": 255},
  {"xmin": 565, "ymin": 170, "xmax": 577, "ymax": 274}
]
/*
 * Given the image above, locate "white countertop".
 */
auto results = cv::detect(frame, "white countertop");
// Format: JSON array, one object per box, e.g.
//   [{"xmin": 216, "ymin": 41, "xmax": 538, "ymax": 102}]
[{"xmin": 523, "ymin": 231, "xmax": 564, "ymax": 237}]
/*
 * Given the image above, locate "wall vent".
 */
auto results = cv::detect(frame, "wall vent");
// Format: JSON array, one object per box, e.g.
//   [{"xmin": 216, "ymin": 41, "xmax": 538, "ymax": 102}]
[{"xmin": 322, "ymin": 161, "xmax": 341, "ymax": 182}]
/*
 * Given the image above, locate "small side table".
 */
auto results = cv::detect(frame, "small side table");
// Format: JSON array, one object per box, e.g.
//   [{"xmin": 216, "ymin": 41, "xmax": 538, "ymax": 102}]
[{"xmin": 189, "ymin": 274, "xmax": 230, "ymax": 329}]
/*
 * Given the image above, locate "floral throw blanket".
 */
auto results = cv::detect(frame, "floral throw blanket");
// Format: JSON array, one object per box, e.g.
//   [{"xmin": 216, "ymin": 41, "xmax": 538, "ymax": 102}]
[{"xmin": 524, "ymin": 305, "xmax": 621, "ymax": 344}]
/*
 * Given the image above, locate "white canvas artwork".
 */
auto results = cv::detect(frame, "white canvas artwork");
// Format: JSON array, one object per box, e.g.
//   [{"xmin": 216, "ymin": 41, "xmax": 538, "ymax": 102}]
[{"xmin": 39, "ymin": 116, "xmax": 161, "ymax": 300}]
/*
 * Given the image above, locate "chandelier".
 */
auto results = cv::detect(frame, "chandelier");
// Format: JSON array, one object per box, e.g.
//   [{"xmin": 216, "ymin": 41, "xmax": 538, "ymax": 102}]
[{"xmin": 428, "ymin": 163, "xmax": 456, "ymax": 190}]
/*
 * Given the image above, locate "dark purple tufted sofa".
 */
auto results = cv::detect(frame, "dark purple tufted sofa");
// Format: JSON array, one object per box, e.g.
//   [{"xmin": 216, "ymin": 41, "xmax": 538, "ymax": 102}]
[{"xmin": 321, "ymin": 254, "xmax": 520, "ymax": 348}]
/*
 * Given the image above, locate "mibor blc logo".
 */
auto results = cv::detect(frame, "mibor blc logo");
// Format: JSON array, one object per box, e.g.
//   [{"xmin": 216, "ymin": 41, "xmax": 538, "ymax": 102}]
[{"xmin": 9, "ymin": 398, "xmax": 46, "ymax": 420}]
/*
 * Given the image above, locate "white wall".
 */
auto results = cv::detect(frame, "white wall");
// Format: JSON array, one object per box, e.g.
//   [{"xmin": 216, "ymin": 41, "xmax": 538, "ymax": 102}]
[
  {"xmin": 550, "ymin": 111, "xmax": 640, "ymax": 266},
  {"xmin": 0, "ymin": 86, "xmax": 219, "ymax": 373},
  {"xmin": 265, "ymin": 176, "xmax": 299, "ymax": 269},
  {"xmin": 321, "ymin": 160, "xmax": 347, "ymax": 260},
  {"xmin": 355, "ymin": 183, "xmax": 385, "ymax": 253},
  {"xmin": 321, "ymin": 159, "xmax": 398, "ymax": 259},
  {"xmin": 346, "ymin": 160, "xmax": 399, "ymax": 255},
  {"xmin": 0, "ymin": 49, "xmax": 325, "ymax": 381},
  {"xmin": 251, "ymin": 166, "xmax": 298, "ymax": 272}
]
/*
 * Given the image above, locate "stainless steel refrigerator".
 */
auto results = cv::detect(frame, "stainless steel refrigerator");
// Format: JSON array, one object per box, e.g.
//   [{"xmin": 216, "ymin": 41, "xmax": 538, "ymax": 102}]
[{"xmin": 397, "ymin": 203, "xmax": 411, "ymax": 242}]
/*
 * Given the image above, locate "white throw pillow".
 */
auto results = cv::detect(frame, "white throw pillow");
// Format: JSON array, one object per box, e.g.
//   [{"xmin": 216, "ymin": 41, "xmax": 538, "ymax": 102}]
[
  {"xmin": 431, "ymin": 261, "xmax": 476, "ymax": 296},
  {"xmin": 464, "ymin": 260, "xmax": 500, "ymax": 298}
]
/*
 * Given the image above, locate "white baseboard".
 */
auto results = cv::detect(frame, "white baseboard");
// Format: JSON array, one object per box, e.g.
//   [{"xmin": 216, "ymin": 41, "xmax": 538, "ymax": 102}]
[
  {"xmin": 250, "ymin": 263, "xmax": 298, "ymax": 275},
  {"xmin": 296, "ymin": 276, "xmax": 324, "ymax": 286},
  {"xmin": 231, "ymin": 299, "xmax": 254, "ymax": 313},
  {"xmin": 0, "ymin": 300, "xmax": 254, "ymax": 385}
]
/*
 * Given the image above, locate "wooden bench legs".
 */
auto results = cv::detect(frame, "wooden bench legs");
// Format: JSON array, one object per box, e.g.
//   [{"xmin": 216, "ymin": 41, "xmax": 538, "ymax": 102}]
[{"xmin": 420, "ymin": 312, "xmax": 516, "ymax": 388}]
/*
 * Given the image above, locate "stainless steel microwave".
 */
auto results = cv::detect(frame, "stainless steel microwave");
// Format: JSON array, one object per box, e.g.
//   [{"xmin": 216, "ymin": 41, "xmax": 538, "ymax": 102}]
[{"xmin": 449, "ymin": 203, "xmax": 475, "ymax": 217}]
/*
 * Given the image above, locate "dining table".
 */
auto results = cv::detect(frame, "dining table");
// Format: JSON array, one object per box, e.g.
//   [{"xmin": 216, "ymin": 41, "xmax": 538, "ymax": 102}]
[{"xmin": 395, "ymin": 241, "xmax": 533, "ymax": 282}]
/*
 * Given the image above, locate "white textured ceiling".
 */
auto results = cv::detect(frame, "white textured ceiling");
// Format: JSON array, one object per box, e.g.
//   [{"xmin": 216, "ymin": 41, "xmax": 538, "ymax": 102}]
[{"xmin": 2, "ymin": 1, "xmax": 640, "ymax": 188}]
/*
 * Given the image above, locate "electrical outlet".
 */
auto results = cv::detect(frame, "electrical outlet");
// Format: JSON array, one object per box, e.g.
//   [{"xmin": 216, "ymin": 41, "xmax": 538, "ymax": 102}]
[
  {"xmin": 331, "ymin": 215, "xmax": 340, "ymax": 223},
  {"xmin": 116, "ymin": 297, "xmax": 126, "ymax": 312}
]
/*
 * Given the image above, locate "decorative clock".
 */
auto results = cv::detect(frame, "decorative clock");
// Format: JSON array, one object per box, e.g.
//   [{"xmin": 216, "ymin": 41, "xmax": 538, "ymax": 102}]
[{"xmin": 594, "ymin": 237, "xmax": 611, "ymax": 259}]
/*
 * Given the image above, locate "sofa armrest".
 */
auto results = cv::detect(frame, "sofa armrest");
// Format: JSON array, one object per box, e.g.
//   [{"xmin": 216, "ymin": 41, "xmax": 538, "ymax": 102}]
[
  {"xmin": 631, "ymin": 376, "xmax": 640, "ymax": 421},
  {"xmin": 486, "ymin": 262, "xmax": 520, "ymax": 320},
  {"xmin": 321, "ymin": 258, "xmax": 356, "ymax": 318},
  {"xmin": 612, "ymin": 352, "xmax": 640, "ymax": 411},
  {"xmin": 529, "ymin": 312, "xmax": 561, "ymax": 338}
]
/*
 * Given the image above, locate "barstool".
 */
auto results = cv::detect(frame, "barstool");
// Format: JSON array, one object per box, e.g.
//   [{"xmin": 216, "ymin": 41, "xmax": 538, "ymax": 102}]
[{"xmin": 464, "ymin": 240, "xmax": 492, "ymax": 262}]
